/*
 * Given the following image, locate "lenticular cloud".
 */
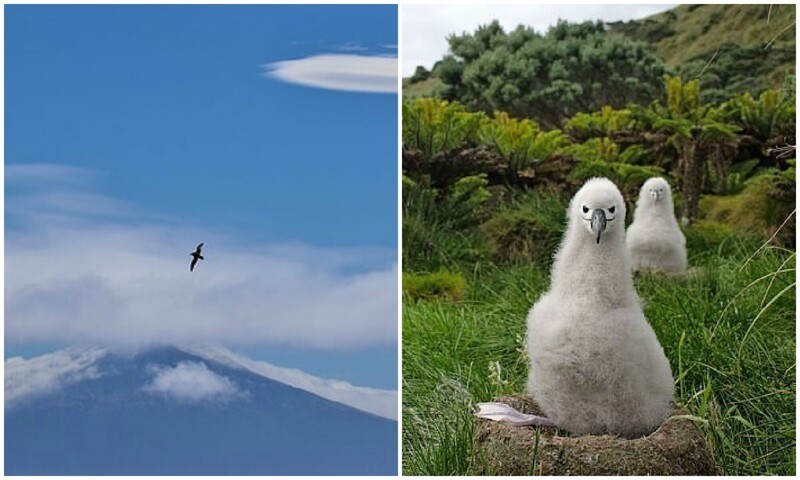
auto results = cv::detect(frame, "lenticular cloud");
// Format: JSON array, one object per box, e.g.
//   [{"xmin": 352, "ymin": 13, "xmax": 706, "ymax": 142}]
[{"xmin": 263, "ymin": 54, "xmax": 397, "ymax": 93}]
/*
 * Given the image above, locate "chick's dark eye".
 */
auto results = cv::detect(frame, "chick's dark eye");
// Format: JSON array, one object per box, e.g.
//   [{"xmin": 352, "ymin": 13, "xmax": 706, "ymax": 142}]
[
  {"xmin": 609, "ymin": 206, "xmax": 616, "ymax": 214},
  {"xmin": 582, "ymin": 206, "xmax": 589, "ymax": 213}
]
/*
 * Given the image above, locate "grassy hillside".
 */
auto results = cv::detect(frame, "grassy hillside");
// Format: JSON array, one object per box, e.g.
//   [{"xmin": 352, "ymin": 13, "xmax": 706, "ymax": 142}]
[
  {"xmin": 403, "ymin": 76, "xmax": 446, "ymax": 100},
  {"xmin": 609, "ymin": 4, "xmax": 796, "ymax": 91},
  {"xmin": 611, "ymin": 4, "xmax": 795, "ymax": 64}
]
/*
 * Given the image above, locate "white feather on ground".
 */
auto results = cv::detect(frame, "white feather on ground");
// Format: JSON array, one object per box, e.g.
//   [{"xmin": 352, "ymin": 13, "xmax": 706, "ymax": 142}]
[
  {"xmin": 626, "ymin": 177, "xmax": 688, "ymax": 273},
  {"xmin": 526, "ymin": 177, "xmax": 674, "ymax": 439}
]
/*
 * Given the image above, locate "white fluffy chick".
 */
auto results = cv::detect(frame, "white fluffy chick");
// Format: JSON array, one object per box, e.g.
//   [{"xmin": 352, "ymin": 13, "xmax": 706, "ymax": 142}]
[
  {"xmin": 626, "ymin": 177, "xmax": 688, "ymax": 273},
  {"xmin": 526, "ymin": 177, "xmax": 674, "ymax": 439}
]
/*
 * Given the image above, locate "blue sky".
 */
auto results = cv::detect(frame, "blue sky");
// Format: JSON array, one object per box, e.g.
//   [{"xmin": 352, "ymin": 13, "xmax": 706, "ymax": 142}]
[{"xmin": 5, "ymin": 5, "xmax": 398, "ymax": 390}]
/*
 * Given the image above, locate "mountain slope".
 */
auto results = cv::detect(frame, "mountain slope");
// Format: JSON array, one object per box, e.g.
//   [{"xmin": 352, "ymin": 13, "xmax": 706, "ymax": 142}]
[
  {"xmin": 183, "ymin": 345, "xmax": 397, "ymax": 420},
  {"xmin": 5, "ymin": 346, "xmax": 397, "ymax": 475},
  {"xmin": 609, "ymin": 4, "xmax": 796, "ymax": 91}
]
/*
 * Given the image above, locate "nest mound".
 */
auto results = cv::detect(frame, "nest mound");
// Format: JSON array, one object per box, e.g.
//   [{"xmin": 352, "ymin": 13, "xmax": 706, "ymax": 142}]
[{"xmin": 474, "ymin": 395, "xmax": 717, "ymax": 475}]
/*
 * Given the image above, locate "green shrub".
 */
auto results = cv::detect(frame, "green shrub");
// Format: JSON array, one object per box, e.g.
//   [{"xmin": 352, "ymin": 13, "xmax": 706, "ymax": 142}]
[
  {"xmin": 479, "ymin": 112, "xmax": 569, "ymax": 178},
  {"xmin": 479, "ymin": 191, "xmax": 566, "ymax": 264},
  {"xmin": 403, "ymin": 175, "xmax": 492, "ymax": 271},
  {"xmin": 699, "ymin": 171, "xmax": 795, "ymax": 238},
  {"xmin": 403, "ymin": 215, "xmax": 490, "ymax": 273},
  {"xmin": 403, "ymin": 174, "xmax": 491, "ymax": 231},
  {"xmin": 721, "ymin": 159, "xmax": 761, "ymax": 194},
  {"xmin": 683, "ymin": 221, "xmax": 743, "ymax": 259},
  {"xmin": 444, "ymin": 175, "xmax": 492, "ymax": 226},
  {"xmin": 618, "ymin": 144, "xmax": 652, "ymax": 165},
  {"xmin": 563, "ymin": 137, "xmax": 658, "ymax": 169},
  {"xmin": 718, "ymin": 89, "xmax": 796, "ymax": 142},
  {"xmin": 403, "ymin": 271, "xmax": 467, "ymax": 301},
  {"xmin": 436, "ymin": 19, "xmax": 667, "ymax": 128},
  {"xmin": 568, "ymin": 159, "xmax": 664, "ymax": 194},
  {"xmin": 565, "ymin": 137, "xmax": 621, "ymax": 163},
  {"xmin": 402, "ymin": 98, "xmax": 484, "ymax": 158},
  {"xmin": 564, "ymin": 106, "xmax": 637, "ymax": 142}
]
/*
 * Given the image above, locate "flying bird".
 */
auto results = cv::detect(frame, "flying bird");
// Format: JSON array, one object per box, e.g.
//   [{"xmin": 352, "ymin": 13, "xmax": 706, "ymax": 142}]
[
  {"xmin": 190, "ymin": 243, "xmax": 204, "ymax": 272},
  {"xmin": 525, "ymin": 178, "xmax": 674, "ymax": 439},
  {"xmin": 626, "ymin": 177, "xmax": 688, "ymax": 273}
]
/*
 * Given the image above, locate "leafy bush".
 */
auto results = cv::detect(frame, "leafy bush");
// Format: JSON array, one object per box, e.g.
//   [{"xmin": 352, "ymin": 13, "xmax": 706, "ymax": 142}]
[
  {"xmin": 403, "ymin": 175, "xmax": 492, "ymax": 271},
  {"xmin": 438, "ymin": 20, "xmax": 667, "ymax": 128},
  {"xmin": 479, "ymin": 112, "xmax": 569, "ymax": 179},
  {"xmin": 718, "ymin": 88, "xmax": 796, "ymax": 161},
  {"xmin": 402, "ymin": 98, "xmax": 484, "ymax": 158},
  {"xmin": 403, "ymin": 174, "xmax": 491, "ymax": 230},
  {"xmin": 618, "ymin": 144, "xmax": 652, "ymax": 164},
  {"xmin": 565, "ymin": 137, "xmax": 621, "ymax": 163},
  {"xmin": 564, "ymin": 106, "xmax": 637, "ymax": 142},
  {"xmin": 699, "ymin": 170, "xmax": 796, "ymax": 241},
  {"xmin": 682, "ymin": 221, "xmax": 739, "ymax": 258},
  {"xmin": 479, "ymin": 191, "xmax": 566, "ymax": 264},
  {"xmin": 720, "ymin": 158, "xmax": 760, "ymax": 194},
  {"xmin": 568, "ymin": 159, "xmax": 664, "ymax": 194},
  {"xmin": 403, "ymin": 271, "xmax": 467, "ymax": 301}
]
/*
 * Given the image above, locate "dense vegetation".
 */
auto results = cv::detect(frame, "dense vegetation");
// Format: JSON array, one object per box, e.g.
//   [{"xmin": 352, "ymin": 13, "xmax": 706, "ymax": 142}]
[
  {"xmin": 402, "ymin": 4, "xmax": 795, "ymax": 475},
  {"xmin": 431, "ymin": 20, "xmax": 667, "ymax": 128},
  {"xmin": 403, "ymin": 75, "xmax": 795, "ymax": 227},
  {"xmin": 406, "ymin": 4, "xmax": 796, "ymax": 114}
]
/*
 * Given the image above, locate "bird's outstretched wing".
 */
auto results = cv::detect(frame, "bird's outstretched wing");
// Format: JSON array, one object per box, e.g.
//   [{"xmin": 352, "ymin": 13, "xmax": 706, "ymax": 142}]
[
  {"xmin": 195, "ymin": 243, "xmax": 204, "ymax": 254},
  {"xmin": 190, "ymin": 256, "xmax": 199, "ymax": 272}
]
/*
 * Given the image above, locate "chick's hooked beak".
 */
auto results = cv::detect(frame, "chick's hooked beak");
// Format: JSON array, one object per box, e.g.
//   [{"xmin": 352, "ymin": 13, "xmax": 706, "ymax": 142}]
[{"xmin": 591, "ymin": 209, "xmax": 607, "ymax": 244}]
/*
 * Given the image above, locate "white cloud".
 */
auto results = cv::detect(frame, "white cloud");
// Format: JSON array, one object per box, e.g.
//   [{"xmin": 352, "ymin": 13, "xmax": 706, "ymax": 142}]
[
  {"xmin": 5, "ymin": 165, "xmax": 398, "ymax": 350},
  {"xmin": 263, "ymin": 54, "xmax": 397, "ymax": 93},
  {"xmin": 5, "ymin": 347, "xmax": 107, "ymax": 409},
  {"xmin": 402, "ymin": 4, "xmax": 677, "ymax": 76},
  {"xmin": 144, "ymin": 361, "xmax": 241, "ymax": 402},
  {"xmin": 184, "ymin": 346, "xmax": 397, "ymax": 420}
]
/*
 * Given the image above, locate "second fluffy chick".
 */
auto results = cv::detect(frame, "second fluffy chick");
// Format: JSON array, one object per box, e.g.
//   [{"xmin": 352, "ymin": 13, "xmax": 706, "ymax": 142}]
[{"xmin": 626, "ymin": 177, "xmax": 688, "ymax": 273}]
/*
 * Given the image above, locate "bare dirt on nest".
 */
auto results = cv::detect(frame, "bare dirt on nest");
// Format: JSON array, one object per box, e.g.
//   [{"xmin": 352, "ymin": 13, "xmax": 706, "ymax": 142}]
[{"xmin": 473, "ymin": 394, "xmax": 718, "ymax": 475}]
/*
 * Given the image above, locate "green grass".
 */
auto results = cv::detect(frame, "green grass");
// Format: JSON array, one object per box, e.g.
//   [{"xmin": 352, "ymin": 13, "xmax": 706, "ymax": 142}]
[
  {"xmin": 403, "ymin": 271, "xmax": 467, "ymax": 301},
  {"xmin": 645, "ymin": 4, "xmax": 794, "ymax": 65},
  {"xmin": 611, "ymin": 4, "xmax": 796, "ymax": 85},
  {"xmin": 403, "ymin": 76, "xmax": 447, "ymax": 100},
  {"xmin": 403, "ymin": 230, "xmax": 795, "ymax": 475}
]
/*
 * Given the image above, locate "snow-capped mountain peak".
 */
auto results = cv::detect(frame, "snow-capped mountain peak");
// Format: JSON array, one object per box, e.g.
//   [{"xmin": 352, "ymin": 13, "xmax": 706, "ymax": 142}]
[{"xmin": 5, "ymin": 345, "xmax": 397, "ymax": 475}]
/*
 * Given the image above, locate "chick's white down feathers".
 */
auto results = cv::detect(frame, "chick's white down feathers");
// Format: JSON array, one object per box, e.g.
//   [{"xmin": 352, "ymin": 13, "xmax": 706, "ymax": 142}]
[
  {"xmin": 526, "ymin": 178, "xmax": 674, "ymax": 439},
  {"xmin": 626, "ymin": 177, "xmax": 688, "ymax": 273}
]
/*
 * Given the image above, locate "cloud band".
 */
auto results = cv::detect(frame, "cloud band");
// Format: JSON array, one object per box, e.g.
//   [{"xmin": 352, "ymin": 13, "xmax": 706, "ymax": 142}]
[{"xmin": 263, "ymin": 54, "xmax": 397, "ymax": 93}]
